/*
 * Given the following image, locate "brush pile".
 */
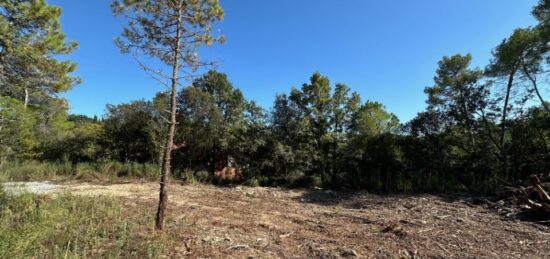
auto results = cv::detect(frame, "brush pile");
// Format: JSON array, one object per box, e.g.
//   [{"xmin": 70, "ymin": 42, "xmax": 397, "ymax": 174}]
[
  {"xmin": 496, "ymin": 174, "xmax": 550, "ymax": 219},
  {"xmin": 521, "ymin": 175, "xmax": 550, "ymax": 216}
]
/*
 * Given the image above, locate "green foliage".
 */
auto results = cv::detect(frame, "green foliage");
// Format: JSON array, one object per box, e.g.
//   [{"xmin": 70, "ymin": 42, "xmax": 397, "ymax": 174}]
[
  {"xmin": 0, "ymin": 161, "xmax": 159, "ymax": 182},
  {"xmin": 2, "ymin": 0, "xmax": 550, "ymax": 196},
  {"xmin": 40, "ymin": 117, "xmax": 104, "ymax": 163},
  {"xmin": 176, "ymin": 70, "xmax": 247, "ymax": 171},
  {"xmin": 0, "ymin": 97, "xmax": 36, "ymax": 162},
  {"xmin": 195, "ymin": 170, "xmax": 211, "ymax": 183},
  {"xmin": 354, "ymin": 101, "xmax": 399, "ymax": 137},
  {"xmin": 0, "ymin": 188, "xmax": 165, "ymax": 258},
  {"xmin": 246, "ymin": 177, "xmax": 260, "ymax": 187},
  {"xmin": 102, "ymin": 99, "xmax": 165, "ymax": 163},
  {"xmin": 111, "ymin": 0, "xmax": 224, "ymax": 67},
  {"xmin": 0, "ymin": 0, "xmax": 80, "ymax": 106}
]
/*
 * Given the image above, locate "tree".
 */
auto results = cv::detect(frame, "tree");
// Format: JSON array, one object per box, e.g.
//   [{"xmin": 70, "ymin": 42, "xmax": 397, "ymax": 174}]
[
  {"xmin": 112, "ymin": 0, "xmax": 224, "ymax": 230},
  {"xmin": 354, "ymin": 101, "xmax": 399, "ymax": 137},
  {"xmin": 533, "ymin": 0, "xmax": 550, "ymax": 38},
  {"xmin": 346, "ymin": 101, "xmax": 400, "ymax": 191},
  {"xmin": 176, "ymin": 70, "xmax": 246, "ymax": 174},
  {"xmin": 486, "ymin": 28, "xmax": 548, "ymax": 177},
  {"xmin": 416, "ymin": 54, "xmax": 500, "ymax": 189},
  {"xmin": 509, "ymin": 106, "xmax": 550, "ymax": 179},
  {"xmin": 425, "ymin": 54, "xmax": 485, "ymax": 151},
  {"xmin": 40, "ymin": 115, "xmax": 103, "ymax": 163},
  {"xmin": 0, "ymin": 97, "xmax": 36, "ymax": 164},
  {"xmin": 0, "ymin": 0, "xmax": 80, "ymax": 107},
  {"xmin": 102, "ymin": 100, "xmax": 162, "ymax": 163},
  {"xmin": 277, "ymin": 72, "xmax": 362, "ymax": 187},
  {"xmin": 269, "ymin": 94, "xmax": 299, "ymax": 180}
]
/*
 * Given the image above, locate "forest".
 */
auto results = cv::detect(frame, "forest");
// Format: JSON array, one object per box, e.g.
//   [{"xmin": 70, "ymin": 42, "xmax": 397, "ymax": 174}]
[
  {"xmin": 2, "ymin": 0, "xmax": 550, "ymax": 193},
  {"xmin": 1, "ymin": 0, "xmax": 550, "ymax": 258}
]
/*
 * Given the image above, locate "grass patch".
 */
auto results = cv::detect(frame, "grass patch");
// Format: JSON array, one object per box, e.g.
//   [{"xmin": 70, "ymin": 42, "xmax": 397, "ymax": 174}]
[
  {"xmin": 0, "ymin": 161, "xmax": 159, "ymax": 182},
  {"xmin": 0, "ymin": 186, "xmax": 166, "ymax": 258}
]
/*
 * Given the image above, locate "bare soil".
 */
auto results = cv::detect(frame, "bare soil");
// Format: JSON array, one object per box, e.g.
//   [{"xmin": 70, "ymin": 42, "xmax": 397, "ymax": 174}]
[{"xmin": 54, "ymin": 182, "xmax": 550, "ymax": 258}]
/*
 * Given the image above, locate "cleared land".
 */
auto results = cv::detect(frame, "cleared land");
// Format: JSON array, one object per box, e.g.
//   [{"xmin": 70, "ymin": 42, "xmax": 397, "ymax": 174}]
[{"xmin": 6, "ymin": 181, "xmax": 545, "ymax": 258}]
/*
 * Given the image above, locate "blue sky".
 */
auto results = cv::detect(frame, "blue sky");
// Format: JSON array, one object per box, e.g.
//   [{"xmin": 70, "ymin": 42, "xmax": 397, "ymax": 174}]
[{"xmin": 52, "ymin": 0, "xmax": 539, "ymax": 122}]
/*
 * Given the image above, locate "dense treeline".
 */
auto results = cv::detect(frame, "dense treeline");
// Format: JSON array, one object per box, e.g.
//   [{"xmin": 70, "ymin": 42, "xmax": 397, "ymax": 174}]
[{"xmin": 1, "ymin": 0, "xmax": 550, "ymax": 193}]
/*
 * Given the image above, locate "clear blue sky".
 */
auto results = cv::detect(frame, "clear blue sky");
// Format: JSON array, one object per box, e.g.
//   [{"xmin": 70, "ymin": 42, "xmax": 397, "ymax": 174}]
[{"xmin": 52, "ymin": 0, "xmax": 539, "ymax": 122}]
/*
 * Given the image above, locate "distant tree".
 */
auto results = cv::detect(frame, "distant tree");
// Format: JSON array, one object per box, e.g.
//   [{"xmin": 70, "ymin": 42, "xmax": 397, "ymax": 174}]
[
  {"xmin": 509, "ymin": 106, "xmax": 550, "ymax": 179},
  {"xmin": 417, "ymin": 54, "xmax": 500, "ymax": 189},
  {"xmin": 68, "ymin": 114, "xmax": 99, "ymax": 124},
  {"xmin": 0, "ymin": 0, "xmax": 80, "ymax": 107},
  {"xmin": 280, "ymin": 72, "xmax": 362, "ymax": 186},
  {"xmin": 112, "ymin": 0, "xmax": 224, "ymax": 230},
  {"xmin": 288, "ymin": 73, "xmax": 332, "ymax": 185},
  {"xmin": 354, "ymin": 101, "xmax": 399, "ymax": 137},
  {"xmin": 41, "ymin": 117, "xmax": 103, "ymax": 163},
  {"xmin": 269, "ymin": 94, "xmax": 299, "ymax": 180},
  {"xmin": 346, "ymin": 100, "xmax": 400, "ymax": 191},
  {"xmin": 176, "ymin": 71, "xmax": 246, "ymax": 174},
  {"xmin": 102, "ymin": 100, "xmax": 162, "ymax": 163},
  {"xmin": 425, "ymin": 54, "xmax": 486, "ymax": 151},
  {"xmin": 486, "ymin": 28, "xmax": 548, "ymax": 177}
]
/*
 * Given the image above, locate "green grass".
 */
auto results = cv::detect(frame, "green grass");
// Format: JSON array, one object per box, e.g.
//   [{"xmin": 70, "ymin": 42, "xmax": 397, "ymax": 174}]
[
  {"xmin": 0, "ymin": 186, "xmax": 166, "ymax": 258},
  {"xmin": 0, "ymin": 161, "xmax": 160, "ymax": 182}
]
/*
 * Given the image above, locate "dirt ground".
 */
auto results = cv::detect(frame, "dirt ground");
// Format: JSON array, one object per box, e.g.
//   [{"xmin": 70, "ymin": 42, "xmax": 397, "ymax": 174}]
[{"xmin": 59, "ymin": 181, "xmax": 550, "ymax": 258}]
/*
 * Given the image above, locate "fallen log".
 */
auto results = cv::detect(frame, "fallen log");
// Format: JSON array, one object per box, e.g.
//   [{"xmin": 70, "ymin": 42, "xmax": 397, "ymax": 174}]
[{"xmin": 525, "ymin": 198, "xmax": 550, "ymax": 215}]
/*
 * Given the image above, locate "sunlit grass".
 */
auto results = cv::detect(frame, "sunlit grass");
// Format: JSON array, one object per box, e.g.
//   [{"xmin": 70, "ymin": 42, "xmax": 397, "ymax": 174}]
[{"xmin": 0, "ymin": 186, "xmax": 166, "ymax": 258}]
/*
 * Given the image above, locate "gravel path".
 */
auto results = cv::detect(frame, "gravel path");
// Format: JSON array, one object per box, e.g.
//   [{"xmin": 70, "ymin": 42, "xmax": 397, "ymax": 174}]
[{"xmin": 2, "ymin": 181, "xmax": 63, "ymax": 194}]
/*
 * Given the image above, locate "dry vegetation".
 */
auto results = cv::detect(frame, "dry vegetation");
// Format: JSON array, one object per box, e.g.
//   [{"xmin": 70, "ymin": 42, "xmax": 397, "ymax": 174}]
[{"xmin": 45, "ymin": 181, "xmax": 550, "ymax": 258}]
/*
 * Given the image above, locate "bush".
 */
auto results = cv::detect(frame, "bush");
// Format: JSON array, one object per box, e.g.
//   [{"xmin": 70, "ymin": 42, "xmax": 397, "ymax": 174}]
[
  {"xmin": 181, "ymin": 169, "xmax": 197, "ymax": 184},
  {"xmin": 285, "ymin": 170, "xmax": 306, "ymax": 187},
  {"xmin": 310, "ymin": 175, "xmax": 323, "ymax": 188},
  {"xmin": 247, "ymin": 177, "xmax": 260, "ymax": 187},
  {"xmin": 195, "ymin": 170, "xmax": 211, "ymax": 183}
]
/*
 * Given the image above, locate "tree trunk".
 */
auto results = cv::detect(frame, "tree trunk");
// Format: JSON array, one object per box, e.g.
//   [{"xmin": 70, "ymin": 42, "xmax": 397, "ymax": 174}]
[
  {"xmin": 521, "ymin": 59, "xmax": 550, "ymax": 113},
  {"xmin": 155, "ymin": 7, "xmax": 182, "ymax": 231},
  {"xmin": 499, "ymin": 68, "xmax": 516, "ymax": 179},
  {"xmin": 533, "ymin": 81, "xmax": 550, "ymax": 113},
  {"xmin": 24, "ymin": 87, "xmax": 29, "ymax": 108}
]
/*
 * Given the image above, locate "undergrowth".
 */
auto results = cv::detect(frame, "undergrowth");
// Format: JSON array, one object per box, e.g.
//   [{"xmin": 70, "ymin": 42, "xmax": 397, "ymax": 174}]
[
  {"xmin": 0, "ymin": 161, "xmax": 159, "ymax": 182},
  {"xmin": 0, "ymin": 186, "xmax": 166, "ymax": 258}
]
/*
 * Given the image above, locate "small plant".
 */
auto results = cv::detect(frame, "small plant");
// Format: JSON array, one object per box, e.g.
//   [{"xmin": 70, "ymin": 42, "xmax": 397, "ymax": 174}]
[
  {"xmin": 195, "ymin": 170, "xmax": 211, "ymax": 183},
  {"xmin": 310, "ymin": 175, "xmax": 323, "ymax": 189},
  {"xmin": 247, "ymin": 177, "xmax": 260, "ymax": 187},
  {"xmin": 182, "ymin": 169, "xmax": 197, "ymax": 184}
]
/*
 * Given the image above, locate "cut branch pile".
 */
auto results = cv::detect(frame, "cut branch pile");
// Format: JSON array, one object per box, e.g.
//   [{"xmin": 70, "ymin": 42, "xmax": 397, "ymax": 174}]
[
  {"xmin": 492, "ymin": 174, "xmax": 550, "ymax": 220},
  {"xmin": 520, "ymin": 175, "xmax": 550, "ymax": 216}
]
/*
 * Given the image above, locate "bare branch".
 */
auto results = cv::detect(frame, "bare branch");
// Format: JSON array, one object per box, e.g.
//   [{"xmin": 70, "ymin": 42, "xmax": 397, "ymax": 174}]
[{"xmin": 172, "ymin": 140, "xmax": 187, "ymax": 151}]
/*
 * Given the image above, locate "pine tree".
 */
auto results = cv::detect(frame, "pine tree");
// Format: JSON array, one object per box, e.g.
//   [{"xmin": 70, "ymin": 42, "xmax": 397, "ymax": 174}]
[
  {"xmin": 112, "ymin": 0, "xmax": 224, "ymax": 230},
  {"xmin": 0, "ymin": 0, "xmax": 80, "ymax": 107}
]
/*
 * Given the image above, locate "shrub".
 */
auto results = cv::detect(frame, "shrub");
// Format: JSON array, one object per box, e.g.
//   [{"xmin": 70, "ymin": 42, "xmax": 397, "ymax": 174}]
[
  {"xmin": 195, "ymin": 170, "xmax": 211, "ymax": 183},
  {"xmin": 181, "ymin": 169, "xmax": 197, "ymax": 184},
  {"xmin": 247, "ymin": 178, "xmax": 260, "ymax": 187}
]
